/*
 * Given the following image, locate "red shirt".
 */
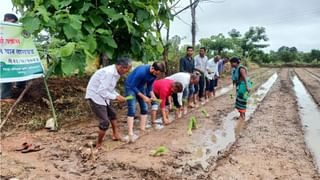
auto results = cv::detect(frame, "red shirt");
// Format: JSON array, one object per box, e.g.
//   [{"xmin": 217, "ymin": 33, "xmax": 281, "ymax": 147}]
[{"xmin": 153, "ymin": 79, "xmax": 174, "ymax": 108}]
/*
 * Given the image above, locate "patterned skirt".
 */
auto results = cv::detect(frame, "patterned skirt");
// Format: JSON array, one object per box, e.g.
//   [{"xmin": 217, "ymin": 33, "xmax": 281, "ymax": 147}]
[{"xmin": 235, "ymin": 81, "xmax": 252, "ymax": 113}]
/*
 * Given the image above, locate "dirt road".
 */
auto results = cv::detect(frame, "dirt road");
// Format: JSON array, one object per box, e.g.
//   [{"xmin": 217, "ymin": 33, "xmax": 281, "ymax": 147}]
[{"xmin": 209, "ymin": 68, "xmax": 319, "ymax": 179}]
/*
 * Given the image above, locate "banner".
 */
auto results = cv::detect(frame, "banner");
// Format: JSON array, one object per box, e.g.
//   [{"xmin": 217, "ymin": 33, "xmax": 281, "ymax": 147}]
[{"xmin": 0, "ymin": 22, "xmax": 44, "ymax": 83}]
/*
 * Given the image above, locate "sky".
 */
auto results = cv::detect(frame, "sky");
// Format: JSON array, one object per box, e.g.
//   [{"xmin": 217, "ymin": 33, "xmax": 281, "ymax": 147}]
[
  {"xmin": 169, "ymin": 0, "xmax": 320, "ymax": 52},
  {"xmin": 1, "ymin": 0, "xmax": 319, "ymax": 52}
]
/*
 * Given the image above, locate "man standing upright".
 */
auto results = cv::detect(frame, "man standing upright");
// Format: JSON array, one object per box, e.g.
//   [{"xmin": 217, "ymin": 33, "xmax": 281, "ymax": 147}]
[
  {"xmin": 125, "ymin": 62, "xmax": 165, "ymax": 142},
  {"xmin": 194, "ymin": 47, "xmax": 208, "ymax": 104},
  {"xmin": 179, "ymin": 46, "xmax": 196, "ymax": 107}
]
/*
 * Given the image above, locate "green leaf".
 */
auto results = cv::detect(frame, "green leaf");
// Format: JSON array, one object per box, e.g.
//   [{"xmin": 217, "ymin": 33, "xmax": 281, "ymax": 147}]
[
  {"xmin": 137, "ymin": 10, "xmax": 149, "ymax": 22},
  {"xmin": 50, "ymin": 0, "xmax": 59, "ymax": 10},
  {"xmin": 96, "ymin": 28, "xmax": 111, "ymax": 35},
  {"xmin": 79, "ymin": 2, "xmax": 91, "ymax": 14},
  {"xmin": 21, "ymin": 16, "xmax": 40, "ymax": 33},
  {"xmin": 89, "ymin": 14, "xmax": 104, "ymax": 27},
  {"xmin": 59, "ymin": 0, "xmax": 72, "ymax": 8},
  {"xmin": 85, "ymin": 36, "xmax": 97, "ymax": 53},
  {"xmin": 100, "ymin": 36, "xmax": 117, "ymax": 48},
  {"xmin": 69, "ymin": 15, "xmax": 83, "ymax": 30},
  {"xmin": 63, "ymin": 24, "xmax": 78, "ymax": 40},
  {"xmin": 99, "ymin": 7, "xmax": 122, "ymax": 21},
  {"xmin": 36, "ymin": 5, "xmax": 50, "ymax": 23},
  {"xmin": 60, "ymin": 42, "xmax": 75, "ymax": 57}
]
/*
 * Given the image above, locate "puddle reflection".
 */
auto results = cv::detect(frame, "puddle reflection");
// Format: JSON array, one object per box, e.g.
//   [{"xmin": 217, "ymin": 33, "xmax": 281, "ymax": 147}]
[{"xmin": 292, "ymin": 75, "xmax": 320, "ymax": 172}]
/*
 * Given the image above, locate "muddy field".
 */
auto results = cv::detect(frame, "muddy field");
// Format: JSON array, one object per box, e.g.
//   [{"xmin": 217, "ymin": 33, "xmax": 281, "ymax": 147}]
[{"xmin": 1, "ymin": 68, "xmax": 320, "ymax": 179}]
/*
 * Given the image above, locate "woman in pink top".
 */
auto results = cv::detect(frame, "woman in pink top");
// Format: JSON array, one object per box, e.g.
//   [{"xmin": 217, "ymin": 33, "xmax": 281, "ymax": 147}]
[{"xmin": 151, "ymin": 79, "xmax": 183, "ymax": 125}]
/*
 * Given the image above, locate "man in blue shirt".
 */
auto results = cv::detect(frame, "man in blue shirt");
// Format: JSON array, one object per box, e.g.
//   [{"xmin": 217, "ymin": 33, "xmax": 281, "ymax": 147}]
[{"xmin": 125, "ymin": 62, "xmax": 165, "ymax": 142}]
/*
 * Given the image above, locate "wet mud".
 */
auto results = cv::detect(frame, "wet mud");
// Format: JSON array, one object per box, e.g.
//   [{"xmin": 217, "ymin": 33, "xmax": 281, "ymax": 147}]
[{"xmin": 1, "ymin": 68, "xmax": 320, "ymax": 179}]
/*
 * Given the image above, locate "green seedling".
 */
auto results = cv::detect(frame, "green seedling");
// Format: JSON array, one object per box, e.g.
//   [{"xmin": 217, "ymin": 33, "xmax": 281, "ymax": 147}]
[
  {"xmin": 182, "ymin": 99, "xmax": 188, "ymax": 104},
  {"xmin": 171, "ymin": 106, "xmax": 177, "ymax": 111},
  {"xmin": 150, "ymin": 146, "xmax": 169, "ymax": 156},
  {"xmin": 201, "ymin": 108, "xmax": 209, "ymax": 117},
  {"xmin": 187, "ymin": 117, "xmax": 198, "ymax": 136},
  {"xmin": 153, "ymin": 98, "xmax": 162, "ymax": 104},
  {"xmin": 229, "ymin": 93, "xmax": 233, "ymax": 99},
  {"xmin": 125, "ymin": 95, "xmax": 134, "ymax": 100}
]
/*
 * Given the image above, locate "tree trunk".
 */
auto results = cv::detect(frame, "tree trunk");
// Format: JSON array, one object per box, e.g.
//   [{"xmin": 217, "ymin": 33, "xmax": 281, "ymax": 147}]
[
  {"xmin": 190, "ymin": 0, "xmax": 198, "ymax": 48},
  {"xmin": 163, "ymin": 25, "xmax": 170, "ymax": 76}
]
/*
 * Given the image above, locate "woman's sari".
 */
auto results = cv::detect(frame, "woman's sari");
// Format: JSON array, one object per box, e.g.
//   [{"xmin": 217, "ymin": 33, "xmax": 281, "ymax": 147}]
[{"xmin": 232, "ymin": 65, "xmax": 252, "ymax": 113}]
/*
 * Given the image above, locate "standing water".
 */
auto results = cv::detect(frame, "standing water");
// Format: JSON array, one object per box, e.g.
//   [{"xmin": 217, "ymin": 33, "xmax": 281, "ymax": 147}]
[
  {"xmin": 292, "ymin": 75, "xmax": 320, "ymax": 172},
  {"xmin": 186, "ymin": 73, "xmax": 279, "ymax": 170}
]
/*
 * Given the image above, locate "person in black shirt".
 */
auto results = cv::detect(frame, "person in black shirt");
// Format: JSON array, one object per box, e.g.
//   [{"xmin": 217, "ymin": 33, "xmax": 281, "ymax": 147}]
[{"xmin": 179, "ymin": 46, "xmax": 197, "ymax": 108}]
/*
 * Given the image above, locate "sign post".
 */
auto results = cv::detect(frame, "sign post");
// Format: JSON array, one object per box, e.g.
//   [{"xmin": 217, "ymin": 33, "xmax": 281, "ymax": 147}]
[{"xmin": 0, "ymin": 22, "xmax": 58, "ymax": 130}]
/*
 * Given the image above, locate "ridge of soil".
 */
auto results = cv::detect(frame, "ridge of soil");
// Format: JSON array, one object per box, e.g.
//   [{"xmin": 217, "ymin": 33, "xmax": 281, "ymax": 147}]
[{"xmin": 208, "ymin": 68, "xmax": 319, "ymax": 179}]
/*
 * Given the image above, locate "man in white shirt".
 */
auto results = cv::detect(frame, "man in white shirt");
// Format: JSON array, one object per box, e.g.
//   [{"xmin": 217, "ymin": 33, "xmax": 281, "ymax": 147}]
[
  {"xmin": 205, "ymin": 55, "xmax": 220, "ymax": 98},
  {"xmin": 194, "ymin": 47, "xmax": 208, "ymax": 105},
  {"xmin": 166, "ymin": 73, "xmax": 199, "ymax": 117},
  {"xmin": 86, "ymin": 57, "xmax": 132, "ymax": 149}
]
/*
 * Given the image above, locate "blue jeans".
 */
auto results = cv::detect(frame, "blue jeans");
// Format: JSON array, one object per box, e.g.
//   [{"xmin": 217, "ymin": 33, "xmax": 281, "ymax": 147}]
[
  {"xmin": 0, "ymin": 81, "xmax": 27, "ymax": 99},
  {"xmin": 126, "ymin": 88, "xmax": 148, "ymax": 117},
  {"xmin": 0, "ymin": 83, "xmax": 12, "ymax": 99}
]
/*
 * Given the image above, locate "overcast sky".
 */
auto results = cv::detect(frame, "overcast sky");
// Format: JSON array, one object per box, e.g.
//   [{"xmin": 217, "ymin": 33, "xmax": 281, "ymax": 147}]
[
  {"xmin": 169, "ymin": 0, "xmax": 320, "ymax": 52},
  {"xmin": 1, "ymin": 0, "xmax": 319, "ymax": 52}
]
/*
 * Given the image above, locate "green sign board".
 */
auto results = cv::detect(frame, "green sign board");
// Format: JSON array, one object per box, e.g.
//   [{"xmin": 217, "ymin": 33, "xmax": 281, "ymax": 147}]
[{"xmin": 0, "ymin": 22, "xmax": 44, "ymax": 83}]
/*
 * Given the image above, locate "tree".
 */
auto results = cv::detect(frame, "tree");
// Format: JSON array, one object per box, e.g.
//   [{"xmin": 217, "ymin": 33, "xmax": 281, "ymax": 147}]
[
  {"xmin": 200, "ymin": 33, "xmax": 233, "ymax": 55},
  {"xmin": 310, "ymin": 49, "xmax": 320, "ymax": 63},
  {"xmin": 229, "ymin": 27, "xmax": 269, "ymax": 58},
  {"xmin": 277, "ymin": 46, "xmax": 299, "ymax": 63},
  {"xmin": 13, "ymin": 0, "xmax": 173, "ymax": 76}
]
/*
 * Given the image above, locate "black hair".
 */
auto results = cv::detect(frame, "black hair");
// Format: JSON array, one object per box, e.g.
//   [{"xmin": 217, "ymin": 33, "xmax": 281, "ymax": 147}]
[
  {"xmin": 4, "ymin": 13, "xmax": 18, "ymax": 22},
  {"xmin": 230, "ymin": 57, "xmax": 240, "ymax": 63},
  {"xmin": 173, "ymin": 82, "xmax": 183, "ymax": 93},
  {"xmin": 200, "ymin": 47, "xmax": 206, "ymax": 51},
  {"xmin": 152, "ymin": 62, "xmax": 165, "ymax": 72},
  {"xmin": 186, "ymin": 46, "xmax": 193, "ymax": 51},
  {"xmin": 116, "ymin": 57, "xmax": 132, "ymax": 68}
]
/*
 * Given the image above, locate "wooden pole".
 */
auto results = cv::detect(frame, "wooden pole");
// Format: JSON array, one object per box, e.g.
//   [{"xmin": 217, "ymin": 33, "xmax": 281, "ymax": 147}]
[
  {"xmin": 0, "ymin": 81, "xmax": 32, "ymax": 130},
  {"xmin": 43, "ymin": 77, "xmax": 58, "ymax": 130}
]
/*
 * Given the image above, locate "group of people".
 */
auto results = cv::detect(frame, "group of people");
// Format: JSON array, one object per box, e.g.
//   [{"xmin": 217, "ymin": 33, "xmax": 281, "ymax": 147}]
[{"xmin": 86, "ymin": 46, "xmax": 251, "ymax": 149}]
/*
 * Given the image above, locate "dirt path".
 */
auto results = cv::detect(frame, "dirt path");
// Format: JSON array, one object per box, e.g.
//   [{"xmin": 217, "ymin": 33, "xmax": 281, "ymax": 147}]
[
  {"xmin": 209, "ymin": 68, "xmax": 319, "ymax": 179},
  {"xmin": 295, "ymin": 68, "xmax": 320, "ymax": 106}
]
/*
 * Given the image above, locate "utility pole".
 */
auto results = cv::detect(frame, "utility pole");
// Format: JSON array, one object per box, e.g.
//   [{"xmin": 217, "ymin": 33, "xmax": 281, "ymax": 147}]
[{"xmin": 190, "ymin": 0, "xmax": 199, "ymax": 48}]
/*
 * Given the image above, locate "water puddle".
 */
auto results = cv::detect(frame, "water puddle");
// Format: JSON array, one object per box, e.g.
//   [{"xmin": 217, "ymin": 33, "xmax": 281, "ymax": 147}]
[
  {"xmin": 292, "ymin": 75, "xmax": 320, "ymax": 172},
  {"xmin": 216, "ymin": 84, "xmax": 234, "ymax": 97},
  {"xmin": 186, "ymin": 73, "xmax": 279, "ymax": 170}
]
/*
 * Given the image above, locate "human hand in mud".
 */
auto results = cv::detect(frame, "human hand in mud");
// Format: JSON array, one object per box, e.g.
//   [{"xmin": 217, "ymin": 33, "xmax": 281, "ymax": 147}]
[
  {"xmin": 246, "ymin": 86, "xmax": 251, "ymax": 93},
  {"xmin": 116, "ymin": 95, "xmax": 126, "ymax": 103},
  {"xmin": 142, "ymin": 96, "xmax": 152, "ymax": 104}
]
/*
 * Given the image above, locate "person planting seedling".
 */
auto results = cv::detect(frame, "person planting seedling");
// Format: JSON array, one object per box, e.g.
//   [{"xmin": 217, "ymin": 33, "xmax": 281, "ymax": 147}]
[
  {"xmin": 85, "ymin": 58, "xmax": 132, "ymax": 150},
  {"xmin": 125, "ymin": 62, "xmax": 165, "ymax": 143},
  {"xmin": 151, "ymin": 79, "xmax": 183, "ymax": 125},
  {"xmin": 166, "ymin": 73, "xmax": 200, "ymax": 118}
]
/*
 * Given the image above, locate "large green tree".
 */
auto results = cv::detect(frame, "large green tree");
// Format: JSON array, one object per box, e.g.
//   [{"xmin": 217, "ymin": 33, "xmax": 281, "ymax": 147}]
[
  {"xmin": 199, "ymin": 33, "xmax": 233, "ymax": 56},
  {"xmin": 12, "ymin": 0, "xmax": 173, "ymax": 76},
  {"xmin": 229, "ymin": 27, "xmax": 269, "ymax": 57}
]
